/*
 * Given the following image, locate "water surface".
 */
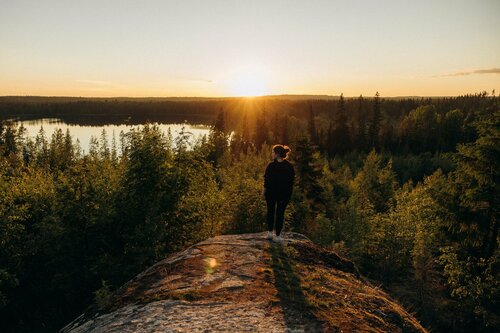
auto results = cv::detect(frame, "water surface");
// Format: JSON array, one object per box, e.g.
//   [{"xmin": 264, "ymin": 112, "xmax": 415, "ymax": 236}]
[{"xmin": 13, "ymin": 118, "xmax": 212, "ymax": 153}]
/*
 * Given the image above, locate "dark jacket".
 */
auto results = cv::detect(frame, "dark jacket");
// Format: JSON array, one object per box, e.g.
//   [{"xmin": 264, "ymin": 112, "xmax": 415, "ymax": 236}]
[{"xmin": 264, "ymin": 158, "xmax": 295, "ymax": 200}]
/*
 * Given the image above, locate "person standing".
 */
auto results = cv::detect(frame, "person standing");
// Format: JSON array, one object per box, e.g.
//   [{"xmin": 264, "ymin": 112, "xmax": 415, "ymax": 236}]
[{"xmin": 262, "ymin": 144, "xmax": 295, "ymax": 243}]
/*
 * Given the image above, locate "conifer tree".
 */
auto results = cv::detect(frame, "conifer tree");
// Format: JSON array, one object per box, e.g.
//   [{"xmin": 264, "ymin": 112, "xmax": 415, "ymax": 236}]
[
  {"xmin": 368, "ymin": 92, "xmax": 382, "ymax": 149},
  {"xmin": 450, "ymin": 109, "xmax": 499, "ymax": 258},
  {"xmin": 281, "ymin": 114, "xmax": 289, "ymax": 144},
  {"xmin": 241, "ymin": 113, "xmax": 251, "ymax": 149},
  {"xmin": 207, "ymin": 108, "xmax": 229, "ymax": 166},
  {"xmin": 293, "ymin": 134, "xmax": 324, "ymax": 206},
  {"xmin": 357, "ymin": 94, "xmax": 367, "ymax": 150},
  {"xmin": 330, "ymin": 93, "xmax": 351, "ymax": 155},
  {"xmin": 326, "ymin": 121, "xmax": 335, "ymax": 158},
  {"xmin": 308, "ymin": 103, "xmax": 319, "ymax": 145},
  {"xmin": 254, "ymin": 109, "xmax": 269, "ymax": 150}
]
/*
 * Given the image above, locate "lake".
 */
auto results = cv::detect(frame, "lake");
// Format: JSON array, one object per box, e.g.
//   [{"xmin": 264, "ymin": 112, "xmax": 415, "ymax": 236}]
[{"xmin": 12, "ymin": 118, "xmax": 214, "ymax": 153}]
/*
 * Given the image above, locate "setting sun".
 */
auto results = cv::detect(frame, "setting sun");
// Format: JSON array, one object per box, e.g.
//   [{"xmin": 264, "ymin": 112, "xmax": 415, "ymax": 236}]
[
  {"xmin": 230, "ymin": 73, "xmax": 268, "ymax": 97},
  {"xmin": 226, "ymin": 65, "xmax": 271, "ymax": 97}
]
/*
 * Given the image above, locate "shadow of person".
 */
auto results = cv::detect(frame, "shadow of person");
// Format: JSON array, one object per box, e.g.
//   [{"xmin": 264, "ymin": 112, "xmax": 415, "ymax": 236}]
[{"xmin": 269, "ymin": 242, "xmax": 325, "ymax": 333}]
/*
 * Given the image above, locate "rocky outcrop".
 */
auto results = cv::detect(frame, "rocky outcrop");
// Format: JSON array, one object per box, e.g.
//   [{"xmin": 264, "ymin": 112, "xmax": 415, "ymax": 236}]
[{"xmin": 60, "ymin": 232, "xmax": 427, "ymax": 333}]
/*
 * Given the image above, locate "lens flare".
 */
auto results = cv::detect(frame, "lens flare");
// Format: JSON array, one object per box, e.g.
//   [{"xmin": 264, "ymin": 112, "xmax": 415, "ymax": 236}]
[{"xmin": 204, "ymin": 257, "xmax": 218, "ymax": 274}]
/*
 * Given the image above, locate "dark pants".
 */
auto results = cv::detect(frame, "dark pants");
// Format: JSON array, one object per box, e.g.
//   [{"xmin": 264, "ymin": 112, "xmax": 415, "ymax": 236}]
[{"xmin": 265, "ymin": 195, "xmax": 289, "ymax": 236}]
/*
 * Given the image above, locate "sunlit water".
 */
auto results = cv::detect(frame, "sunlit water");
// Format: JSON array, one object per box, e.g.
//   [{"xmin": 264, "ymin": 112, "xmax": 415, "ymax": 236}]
[{"xmin": 13, "ymin": 118, "xmax": 213, "ymax": 153}]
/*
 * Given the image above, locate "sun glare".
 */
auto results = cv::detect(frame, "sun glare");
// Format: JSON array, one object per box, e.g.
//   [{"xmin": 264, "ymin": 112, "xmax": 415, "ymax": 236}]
[
  {"xmin": 228, "ymin": 65, "xmax": 270, "ymax": 97},
  {"xmin": 231, "ymin": 75, "xmax": 267, "ymax": 97}
]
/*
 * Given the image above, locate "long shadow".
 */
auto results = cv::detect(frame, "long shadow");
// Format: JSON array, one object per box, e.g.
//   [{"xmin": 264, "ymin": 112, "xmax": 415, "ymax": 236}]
[{"xmin": 269, "ymin": 242, "xmax": 324, "ymax": 333}]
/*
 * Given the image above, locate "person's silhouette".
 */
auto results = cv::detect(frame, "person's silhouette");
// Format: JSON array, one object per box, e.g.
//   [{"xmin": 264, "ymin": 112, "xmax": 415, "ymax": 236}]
[{"xmin": 262, "ymin": 144, "xmax": 295, "ymax": 243}]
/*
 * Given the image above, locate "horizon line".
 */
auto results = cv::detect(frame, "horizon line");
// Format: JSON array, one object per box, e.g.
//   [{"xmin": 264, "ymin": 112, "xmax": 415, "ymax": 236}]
[{"xmin": 1, "ymin": 92, "xmax": 495, "ymax": 99}]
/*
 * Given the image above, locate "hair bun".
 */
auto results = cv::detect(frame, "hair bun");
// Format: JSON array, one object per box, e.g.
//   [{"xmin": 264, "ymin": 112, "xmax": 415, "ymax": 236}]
[{"xmin": 272, "ymin": 144, "xmax": 290, "ymax": 158}]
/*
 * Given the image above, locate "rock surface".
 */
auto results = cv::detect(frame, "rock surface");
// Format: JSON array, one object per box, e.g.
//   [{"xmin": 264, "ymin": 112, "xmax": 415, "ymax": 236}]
[{"xmin": 60, "ymin": 232, "xmax": 427, "ymax": 333}]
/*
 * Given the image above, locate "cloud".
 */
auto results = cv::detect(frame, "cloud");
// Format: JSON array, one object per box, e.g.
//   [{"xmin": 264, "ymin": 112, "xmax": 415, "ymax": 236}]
[{"xmin": 433, "ymin": 68, "xmax": 500, "ymax": 77}]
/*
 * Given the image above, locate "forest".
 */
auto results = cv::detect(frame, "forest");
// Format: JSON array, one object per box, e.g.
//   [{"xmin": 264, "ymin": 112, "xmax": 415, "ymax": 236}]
[{"xmin": 0, "ymin": 92, "xmax": 498, "ymax": 332}]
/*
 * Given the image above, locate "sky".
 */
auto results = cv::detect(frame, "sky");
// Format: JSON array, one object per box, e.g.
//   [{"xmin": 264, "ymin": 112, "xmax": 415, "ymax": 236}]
[{"xmin": 0, "ymin": 0, "xmax": 499, "ymax": 97}]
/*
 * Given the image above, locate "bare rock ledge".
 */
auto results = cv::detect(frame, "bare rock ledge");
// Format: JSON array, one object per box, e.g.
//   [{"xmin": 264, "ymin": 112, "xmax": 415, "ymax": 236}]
[{"xmin": 60, "ymin": 232, "xmax": 427, "ymax": 333}]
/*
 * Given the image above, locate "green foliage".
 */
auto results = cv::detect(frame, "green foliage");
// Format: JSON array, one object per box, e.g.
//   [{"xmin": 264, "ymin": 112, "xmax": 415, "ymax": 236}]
[
  {"xmin": 94, "ymin": 279, "xmax": 112, "ymax": 311},
  {"xmin": 438, "ymin": 247, "xmax": 499, "ymax": 328},
  {"xmin": 293, "ymin": 135, "xmax": 325, "ymax": 206},
  {"xmin": 410, "ymin": 171, "xmax": 446, "ymax": 285},
  {"xmin": 0, "ymin": 94, "xmax": 498, "ymax": 332},
  {"xmin": 172, "ymin": 155, "xmax": 227, "ymax": 244},
  {"xmin": 432, "ymin": 109, "xmax": 500, "ymax": 329},
  {"xmin": 368, "ymin": 91, "xmax": 382, "ymax": 148},
  {"xmin": 114, "ymin": 124, "xmax": 175, "ymax": 273},
  {"xmin": 220, "ymin": 156, "xmax": 267, "ymax": 234},
  {"xmin": 350, "ymin": 149, "xmax": 397, "ymax": 213},
  {"xmin": 450, "ymin": 109, "xmax": 499, "ymax": 257},
  {"xmin": 326, "ymin": 93, "xmax": 351, "ymax": 156},
  {"xmin": 398, "ymin": 105, "xmax": 440, "ymax": 153},
  {"xmin": 254, "ymin": 109, "xmax": 270, "ymax": 149},
  {"xmin": 207, "ymin": 109, "xmax": 230, "ymax": 166},
  {"xmin": 309, "ymin": 213, "xmax": 335, "ymax": 247},
  {"xmin": 361, "ymin": 171, "xmax": 445, "ymax": 282},
  {"xmin": 0, "ymin": 122, "xmax": 232, "ymax": 332}
]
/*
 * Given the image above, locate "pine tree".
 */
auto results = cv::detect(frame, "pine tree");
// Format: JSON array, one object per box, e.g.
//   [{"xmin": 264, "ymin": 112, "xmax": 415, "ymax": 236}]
[
  {"xmin": 116, "ymin": 123, "xmax": 174, "ymax": 275},
  {"xmin": 63, "ymin": 129, "xmax": 74, "ymax": 166},
  {"xmin": 368, "ymin": 92, "xmax": 381, "ymax": 149},
  {"xmin": 254, "ymin": 109, "xmax": 269, "ymax": 150},
  {"xmin": 272, "ymin": 110, "xmax": 280, "ymax": 142},
  {"xmin": 281, "ymin": 114, "xmax": 289, "ymax": 144},
  {"xmin": 357, "ymin": 94, "xmax": 367, "ymax": 151},
  {"xmin": 351, "ymin": 149, "xmax": 397, "ymax": 213},
  {"xmin": 111, "ymin": 130, "xmax": 118, "ymax": 163},
  {"xmin": 450, "ymin": 109, "xmax": 500, "ymax": 258},
  {"xmin": 2, "ymin": 126, "xmax": 17, "ymax": 157},
  {"xmin": 435, "ymin": 109, "xmax": 500, "ymax": 326},
  {"xmin": 293, "ymin": 135, "xmax": 324, "ymax": 205},
  {"xmin": 308, "ymin": 103, "xmax": 319, "ymax": 145},
  {"xmin": 326, "ymin": 121, "xmax": 335, "ymax": 158},
  {"xmin": 99, "ymin": 129, "xmax": 110, "ymax": 160},
  {"xmin": 330, "ymin": 93, "xmax": 351, "ymax": 155},
  {"xmin": 241, "ymin": 113, "xmax": 252, "ymax": 154},
  {"xmin": 207, "ymin": 108, "xmax": 229, "ymax": 166}
]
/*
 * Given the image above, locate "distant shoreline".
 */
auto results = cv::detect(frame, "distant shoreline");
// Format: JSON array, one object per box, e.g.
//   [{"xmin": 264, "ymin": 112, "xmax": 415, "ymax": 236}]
[{"xmin": 0, "ymin": 94, "xmax": 466, "ymax": 103}]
